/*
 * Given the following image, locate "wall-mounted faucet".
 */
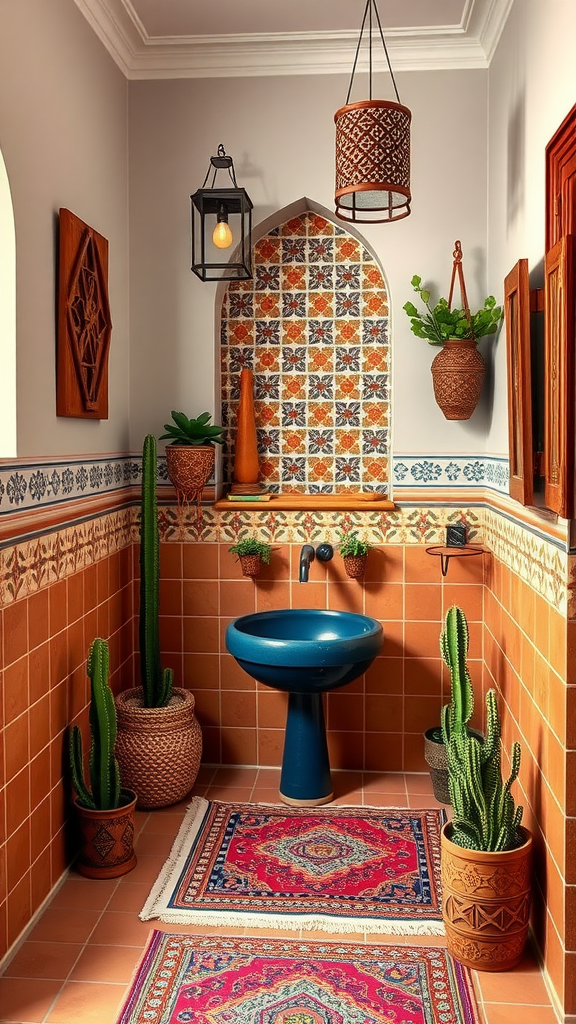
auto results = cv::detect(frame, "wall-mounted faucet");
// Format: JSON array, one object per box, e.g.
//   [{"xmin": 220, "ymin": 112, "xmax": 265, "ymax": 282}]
[{"xmin": 299, "ymin": 542, "xmax": 333, "ymax": 582}]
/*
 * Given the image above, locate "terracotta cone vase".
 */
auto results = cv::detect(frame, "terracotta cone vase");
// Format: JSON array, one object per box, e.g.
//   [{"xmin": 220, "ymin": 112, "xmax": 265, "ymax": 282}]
[
  {"xmin": 441, "ymin": 822, "xmax": 533, "ymax": 971},
  {"xmin": 431, "ymin": 338, "xmax": 486, "ymax": 420},
  {"xmin": 115, "ymin": 688, "xmax": 202, "ymax": 809},
  {"xmin": 73, "ymin": 789, "xmax": 137, "ymax": 879}
]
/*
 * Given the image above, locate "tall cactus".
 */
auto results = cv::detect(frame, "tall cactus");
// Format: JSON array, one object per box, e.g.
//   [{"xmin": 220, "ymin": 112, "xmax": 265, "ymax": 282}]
[
  {"xmin": 440, "ymin": 605, "xmax": 474, "ymax": 744},
  {"xmin": 440, "ymin": 606, "xmax": 524, "ymax": 851},
  {"xmin": 140, "ymin": 433, "xmax": 173, "ymax": 708},
  {"xmin": 69, "ymin": 638, "xmax": 121, "ymax": 810}
]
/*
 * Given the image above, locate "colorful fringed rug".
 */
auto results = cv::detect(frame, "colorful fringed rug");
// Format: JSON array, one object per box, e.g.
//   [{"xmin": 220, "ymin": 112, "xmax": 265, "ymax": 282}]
[
  {"xmin": 117, "ymin": 931, "xmax": 479, "ymax": 1024},
  {"xmin": 140, "ymin": 798, "xmax": 445, "ymax": 934}
]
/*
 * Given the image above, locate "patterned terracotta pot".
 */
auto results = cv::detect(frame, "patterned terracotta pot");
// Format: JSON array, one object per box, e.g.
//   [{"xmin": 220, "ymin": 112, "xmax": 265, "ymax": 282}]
[
  {"xmin": 343, "ymin": 555, "xmax": 367, "ymax": 579},
  {"xmin": 165, "ymin": 445, "xmax": 215, "ymax": 504},
  {"xmin": 115, "ymin": 688, "xmax": 202, "ymax": 809},
  {"xmin": 441, "ymin": 822, "xmax": 533, "ymax": 971},
  {"xmin": 239, "ymin": 554, "xmax": 262, "ymax": 578},
  {"xmin": 431, "ymin": 338, "xmax": 486, "ymax": 420},
  {"xmin": 73, "ymin": 789, "xmax": 137, "ymax": 879}
]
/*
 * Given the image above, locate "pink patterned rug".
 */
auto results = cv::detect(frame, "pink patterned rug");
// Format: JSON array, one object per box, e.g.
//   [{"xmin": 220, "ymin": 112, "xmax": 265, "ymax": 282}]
[
  {"xmin": 117, "ymin": 931, "xmax": 479, "ymax": 1024},
  {"xmin": 141, "ymin": 799, "xmax": 444, "ymax": 934}
]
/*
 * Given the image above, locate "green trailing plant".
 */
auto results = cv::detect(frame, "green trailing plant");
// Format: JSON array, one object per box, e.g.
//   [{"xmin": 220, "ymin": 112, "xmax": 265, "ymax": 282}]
[
  {"xmin": 337, "ymin": 531, "xmax": 371, "ymax": 558},
  {"xmin": 228, "ymin": 538, "xmax": 272, "ymax": 564},
  {"xmin": 69, "ymin": 638, "xmax": 121, "ymax": 811},
  {"xmin": 140, "ymin": 433, "xmax": 173, "ymax": 708},
  {"xmin": 404, "ymin": 276, "xmax": 503, "ymax": 346},
  {"xmin": 440, "ymin": 607, "xmax": 524, "ymax": 852},
  {"xmin": 159, "ymin": 410, "xmax": 224, "ymax": 446}
]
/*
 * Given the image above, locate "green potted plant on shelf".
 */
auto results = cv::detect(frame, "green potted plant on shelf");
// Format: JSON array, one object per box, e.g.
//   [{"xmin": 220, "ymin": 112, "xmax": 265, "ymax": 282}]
[
  {"xmin": 160, "ymin": 410, "xmax": 224, "ymax": 508},
  {"xmin": 439, "ymin": 607, "xmax": 533, "ymax": 972},
  {"xmin": 228, "ymin": 537, "xmax": 272, "ymax": 578},
  {"xmin": 69, "ymin": 638, "xmax": 137, "ymax": 879},
  {"xmin": 337, "ymin": 530, "xmax": 372, "ymax": 579},
  {"xmin": 403, "ymin": 262, "xmax": 503, "ymax": 420},
  {"xmin": 114, "ymin": 433, "xmax": 202, "ymax": 808}
]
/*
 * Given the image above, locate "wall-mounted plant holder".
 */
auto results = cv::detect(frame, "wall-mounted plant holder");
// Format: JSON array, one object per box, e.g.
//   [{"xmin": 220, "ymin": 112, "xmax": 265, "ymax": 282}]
[
  {"xmin": 426, "ymin": 544, "xmax": 483, "ymax": 577},
  {"xmin": 228, "ymin": 539, "xmax": 272, "ymax": 578}
]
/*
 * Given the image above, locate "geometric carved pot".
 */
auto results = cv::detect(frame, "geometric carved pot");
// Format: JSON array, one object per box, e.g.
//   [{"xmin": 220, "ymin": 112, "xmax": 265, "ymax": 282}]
[
  {"xmin": 73, "ymin": 789, "xmax": 137, "ymax": 879},
  {"xmin": 165, "ymin": 445, "xmax": 215, "ymax": 505},
  {"xmin": 441, "ymin": 822, "xmax": 533, "ymax": 971},
  {"xmin": 431, "ymin": 338, "xmax": 486, "ymax": 420},
  {"xmin": 115, "ymin": 688, "xmax": 202, "ymax": 809}
]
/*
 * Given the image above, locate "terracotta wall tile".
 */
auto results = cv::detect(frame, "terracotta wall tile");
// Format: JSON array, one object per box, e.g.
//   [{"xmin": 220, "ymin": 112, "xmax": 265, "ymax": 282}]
[
  {"xmin": 442, "ymin": 582, "xmax": 483, "ymax": 620},
  {"xmin": 220, "ymin": 691, "xmax": 256, "ymax": 728},
  {"xmin": 365, "ymin": 694, "xmax": 402, "ymax": 733},
  {"xmin": 3, "ymin": 657, "xmax": 29, "ymax": 724},
  {"xmin": 404, "ymin": 546, "xmax": 440, "ymax": 583},
  {"xmin": 404, "ymin": 583, "xmax": 442, "ymax": 622},
  {"xmin": 258, "ymin": 729, "xmax": 285, "ymax": 766},
  {"xmin": 27, "ymin": 590, "xmax": 49, "ymax": 651},
  {"xmin": 219, "ymin": 581, "xmax": 256, "ymax": 618},
  {"xmin": 327, "ymin": 692, "xmax": 365, "ymax": 732},
  {"xmin": 327, "ymin": 582, "xmax": 364, "ymax": 614},
  {"xmin": 48, "ymin": 580, "xmax": 67, "ymax": 637},
  {"xmin": 365, "ymin": 732, "xmax": 403, "ymax": 771},
  {"xmin": 183, "ymin": 543, "xmax": 219, "ymax": 580},
  {"xmin": 365, "ymin": 657, "xmax": 403, "ymax": 694},
  {"xmin": 160, "ymin": 542, "xmax": 183, "ymax": 579},
  {"xmin": 327, "ymin": 731, "xmax": 364, "ymax": 771},
  {"xmin": 257, "ymin": 690, "xmax": 288, "ymax": 729},
  {"xmin": 193, "ymin": 689, "xmax": 221, "ymax": 728},
  {"xmin": 365, "ymin": 545, "xmax": 403, "ymax": 583},
  {"xmin": 184, "ymin": 653, "xmax": 220, "ymax": 690},
  {"xmin": 255, "ymin": 581, "xmax": 291, "ymax": 612},
  {"xmin": 220, "ymin": 726, "xmax": 257, "ymax": 766},
  {"xmin": 183, "ymin": 580, "xmax": 218, "ymax": 616},
  {"xmin": 549, "ymin": 607, "xmax": 567, "ymax": 679},
  {"xmin": 364, "ymin": 583, "xmax": 403, "ymax": 620},
  {"xmin": 3, "ymin": 599, "xmax": 28, "ymax": 666}
]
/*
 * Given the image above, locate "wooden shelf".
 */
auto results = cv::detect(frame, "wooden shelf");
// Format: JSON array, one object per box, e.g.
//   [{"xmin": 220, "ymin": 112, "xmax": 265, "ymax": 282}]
[
  {"xmin": 426, "ymin": 545, "xmax": 484, "ymax": 577},
  {"xmin": 214, "ymin": 493, "xmax": 395, "ymax": 512}
]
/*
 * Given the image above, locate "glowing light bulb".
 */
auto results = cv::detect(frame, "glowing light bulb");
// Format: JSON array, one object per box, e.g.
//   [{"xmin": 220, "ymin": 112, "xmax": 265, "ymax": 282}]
[{"xmin": 213, "ymin": 219, "xmax": 233, "ymax": 249}]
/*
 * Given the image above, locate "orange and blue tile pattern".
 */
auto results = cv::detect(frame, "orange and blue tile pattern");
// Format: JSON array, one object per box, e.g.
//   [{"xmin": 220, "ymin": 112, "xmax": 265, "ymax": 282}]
[{"xmin": 221, "ymin": 213, "xmax": 390, "ymax": 494}]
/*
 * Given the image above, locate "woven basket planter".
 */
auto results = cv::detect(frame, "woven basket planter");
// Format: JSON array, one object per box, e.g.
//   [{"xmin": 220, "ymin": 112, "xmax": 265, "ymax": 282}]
[
  {"xmin": 441, "ymin": 822, "xmax": 533, "ymax": 971},
  {"xmin": 239, "ymin": 554, "xmax": 262, "ymax": 578},
  {"xmin": 343, "ymin": 555, "xmax": 367, "ymax": 579},
  {"xmin": 73, "ymin": 789, "xmax": 137, "ymax": 879},
  {"xmin": 165, "ymin": 445, "xmax": 215, "ymax": 505},
  {"xmin": 423, "ymin": 728, "xmax": 451, "ymax": 804},
  {"xmin": 431, "ymin": 338, "xmax": 486, "ymax": 420},
  {"xmin": 115, "ymin": 688, "xmax": 202, "ymax": 809}
]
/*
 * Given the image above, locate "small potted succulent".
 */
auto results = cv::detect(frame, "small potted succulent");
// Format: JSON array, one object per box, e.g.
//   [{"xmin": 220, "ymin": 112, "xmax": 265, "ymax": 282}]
[
  {"xmin": 69, "ymin": 638, "xmax": 137, "ymax": 879},
  {"xmin": 337, "ymin": 530, "xmax": 372, "ymax": 579},
  {"xmin": 228, "ymin": 538, "xmax": 272, "ymax": 578},
  {"xmin": 404, "ymin": 265, "xmax": 502, "ymax": 420},
  {"xmin": 159, "ymin": 410, "xmax": 224, "ymax": 507}
]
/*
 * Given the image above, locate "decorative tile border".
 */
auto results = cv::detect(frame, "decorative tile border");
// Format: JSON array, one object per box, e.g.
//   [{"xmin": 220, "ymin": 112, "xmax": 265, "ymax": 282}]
[
  {"xmin": 0, "ymin": 454, "xmax": 141, "ymax": 515},
  {"xmin": 484, "ymin": 508, "xmax": 567, "ymax": 613},
  {"xmin": 0, "ymin": 507, "xmax": 137, "ymax": 606},
  {"xmin": 392, "ymin": 455, "xmax": 509, "ymax": 494}
]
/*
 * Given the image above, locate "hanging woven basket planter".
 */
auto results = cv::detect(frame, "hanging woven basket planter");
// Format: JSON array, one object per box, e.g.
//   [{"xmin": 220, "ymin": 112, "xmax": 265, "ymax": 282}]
[
  {"xmin": 431, "ymin": 339, "xmax": 486, "ymax": 420},
  {"xmin": 343, "ymin": 554, "xmax": 367, "ymax": 579}
]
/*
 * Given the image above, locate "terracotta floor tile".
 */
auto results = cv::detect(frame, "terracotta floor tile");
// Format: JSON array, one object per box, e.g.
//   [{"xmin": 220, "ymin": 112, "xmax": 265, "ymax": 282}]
[
  {"xmin": 68, "ymin": 944, "xmax": 141, "ymax": 983},
  {"xmin": 331, "ymin": 791, "xmax": 364, "ymax": 805},
  {"xmin": 481, "ymin": 1004, "xmax": 558, "ymax": 1023},
  {"xmin": 405, "ymin": 794, "xmax": 447, "ymax": 810},
  {"xmin": 89, "ymin": 911, "xmax": 152, "ymax": 947},
  {"xmin": 476, "ymin": 953, "xmax": 552, "ymax": 1005},
  {"xmin": 4, "ymin": 941, "xmax": 83, "ymax": 980},
  {"xmin": 46, "ymin": 980, "xmax": 127, "ymax": 1024},
  {"xmin": 114, "ymin": 855, "xmax": 165, "ymax": 885},
  {"xmin": 140, "ymin": 810, "xmax": 190, "ymax": 834},
  {"xmin": 27, "ymin": 908, "xmax": 101, "ymax": 944},
  {"xmin": 404, "ymin": 773, "xmax": 435, "ymax": 794},
  {"xmin": 212, "ymin": 766, "xmax": 259, "ymax": 786},
  {"xmin": 134, "ymin": 831, "xmax": 176, "ymax": 857},
  {"xmin": 362, "ymin": 772, "xmax": 406, "ymax": 794},
  {"xmin": 105, "ymin": 882, "xmax": 151, "ymax": 913},
  {"xmin": 255, "ymin": 768, "xmax": 282, "ymax": 786},
  {"xmin": 0, "ymin": 977, "xmax": 62, "ymax": 1023},
  {"xmin": 250, "ymin": 788, "xmax": 284, "ymax": 804},
  {"xmin": 364, "ymin": 795, "xmax": 409, "ymax": 808},
  {"xmin": 205, "ymin": 785, "xmax": 254, "ymax": 801},
  {"xmin": 49, "ymin": 878, "xmax": 117, "ymax": 912}
]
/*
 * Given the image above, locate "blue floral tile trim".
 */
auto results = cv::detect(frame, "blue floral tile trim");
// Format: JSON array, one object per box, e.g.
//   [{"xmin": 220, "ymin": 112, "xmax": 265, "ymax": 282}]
[
  {"xmin": 0, "ymin": 455, "xmax": 143, "ymax": 516},
  {"xmin": 393, "ymin": 456, "xmax": 509, "ymax": 494}
]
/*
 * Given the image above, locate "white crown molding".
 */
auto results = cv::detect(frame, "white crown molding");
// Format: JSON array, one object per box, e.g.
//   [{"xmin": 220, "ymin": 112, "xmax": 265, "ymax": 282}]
[{"xmin": 74, "ymin": 0, "xmax": 513, "ymax": 79}]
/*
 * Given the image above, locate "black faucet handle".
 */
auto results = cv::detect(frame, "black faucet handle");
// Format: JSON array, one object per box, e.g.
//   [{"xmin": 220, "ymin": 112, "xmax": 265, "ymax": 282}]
[{"xmin": 316, "ymin": 543, "xmax": 334, "ymax": 562}]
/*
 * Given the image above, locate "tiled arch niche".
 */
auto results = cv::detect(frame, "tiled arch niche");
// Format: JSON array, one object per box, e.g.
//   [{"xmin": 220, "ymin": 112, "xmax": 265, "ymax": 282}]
[{"xmin": 220, "ymin": 210, "xmax": 391, "ymax": 494}]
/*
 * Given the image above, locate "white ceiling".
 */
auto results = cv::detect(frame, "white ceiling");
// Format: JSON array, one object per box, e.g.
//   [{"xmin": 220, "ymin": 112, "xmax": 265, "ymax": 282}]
[{"xmin": 74, "ymin": 0, "xmax": 514, "ymax": 78}]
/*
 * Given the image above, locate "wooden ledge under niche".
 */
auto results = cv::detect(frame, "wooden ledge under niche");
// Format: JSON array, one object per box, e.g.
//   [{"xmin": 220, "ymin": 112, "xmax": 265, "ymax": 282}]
[{"xmin": 213, "ymin": 492, "xmax": 396, "ymax": 512}]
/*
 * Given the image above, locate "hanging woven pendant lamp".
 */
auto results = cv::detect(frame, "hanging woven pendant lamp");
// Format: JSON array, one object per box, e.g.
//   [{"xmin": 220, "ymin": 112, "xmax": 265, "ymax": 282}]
[{"xmin": 335, "ymin": 0, "xmax": 411, "ymax": 223}]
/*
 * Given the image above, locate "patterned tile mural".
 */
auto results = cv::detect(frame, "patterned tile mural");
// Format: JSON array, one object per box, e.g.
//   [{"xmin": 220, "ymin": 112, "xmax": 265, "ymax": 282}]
[{"xmin": 220, "ymin": 212, "xmax": 391, "ymax": 495}]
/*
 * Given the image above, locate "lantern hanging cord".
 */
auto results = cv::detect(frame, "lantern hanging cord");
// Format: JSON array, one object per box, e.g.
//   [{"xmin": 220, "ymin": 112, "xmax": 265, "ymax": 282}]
[{"xmin": 345, "ymin": 0, "xmax": 401, "ymax": 107}]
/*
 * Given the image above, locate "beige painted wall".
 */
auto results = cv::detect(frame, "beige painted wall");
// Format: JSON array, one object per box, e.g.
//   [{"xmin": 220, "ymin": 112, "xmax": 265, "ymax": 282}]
[
  {"xmin": 487, "ymin": 0, "xmax": 576, "ymax": 456},
  {"xmin": 128, "ymin": 70, "xmax": 489, "ymax": 453},
  {"xmin": 0, "ymin": 0, "xmax": 130, "ymax": 457}
]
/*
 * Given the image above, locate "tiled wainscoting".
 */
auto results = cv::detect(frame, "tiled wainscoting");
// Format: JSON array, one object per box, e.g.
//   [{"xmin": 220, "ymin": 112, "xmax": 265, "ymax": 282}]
[{"xmin": 0, "ymin": 468, "xmax": 574, "ymax": 1018}]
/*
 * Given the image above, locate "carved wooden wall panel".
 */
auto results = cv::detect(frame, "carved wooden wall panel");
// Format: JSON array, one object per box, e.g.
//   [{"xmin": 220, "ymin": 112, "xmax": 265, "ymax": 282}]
[
  {"xmin": 543, "ymin": 235, "xmax": 575, "ymax": 518},
  {"xmin": 57, "ymin": 208, "xmax": 112, "ymax": 419},
  {"xmin": 504, "ymin": 259, "xmax": 533, "ymax": 506}
]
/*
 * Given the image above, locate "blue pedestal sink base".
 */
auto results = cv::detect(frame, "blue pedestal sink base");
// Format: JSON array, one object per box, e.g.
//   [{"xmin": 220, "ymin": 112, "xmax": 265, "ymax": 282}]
[{"xmin": 280, "ymin": 692, "xmax": 333, "ymax": 805}]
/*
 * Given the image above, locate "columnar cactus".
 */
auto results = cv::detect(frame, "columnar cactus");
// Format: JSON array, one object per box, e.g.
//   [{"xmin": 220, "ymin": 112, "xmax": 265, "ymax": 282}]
[
  {"xmin": 140, "ymin": 433, "xmax": 173, "ymax": 708},
  {"xmin": 69, "ymin": 638, "xmax": 121, "ymax": 810},
  {"xmin": 440, "ymin": 605, "xmax": 474, "ymax": 743},
  {"xmin": 440, "ymin": 607, "xmax": 524, "ymax": 851}
]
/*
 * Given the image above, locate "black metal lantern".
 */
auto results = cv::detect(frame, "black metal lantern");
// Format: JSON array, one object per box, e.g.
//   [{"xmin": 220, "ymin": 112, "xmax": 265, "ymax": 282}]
[
  {"xmin": 335, "ymin": 0, "xmax": 411, "ymax": 223},
  {"xmin": 191, "ymin": 145, "xmax": 253, "ymax": 281}
]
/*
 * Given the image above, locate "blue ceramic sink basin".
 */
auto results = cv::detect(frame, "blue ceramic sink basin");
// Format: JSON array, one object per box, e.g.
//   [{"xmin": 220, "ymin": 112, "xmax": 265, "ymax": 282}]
[{"xmin": 225, "ymin": 609, "xmax": 383, "ymax": 693}]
